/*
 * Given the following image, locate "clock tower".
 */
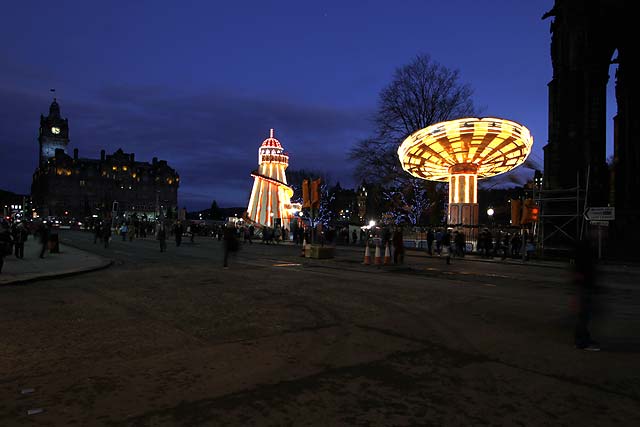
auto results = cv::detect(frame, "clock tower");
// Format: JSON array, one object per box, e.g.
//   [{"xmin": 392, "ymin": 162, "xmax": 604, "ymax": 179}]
[{"xmin": 38, "ymin": 98, "xmax": 69, "ymax": 166}]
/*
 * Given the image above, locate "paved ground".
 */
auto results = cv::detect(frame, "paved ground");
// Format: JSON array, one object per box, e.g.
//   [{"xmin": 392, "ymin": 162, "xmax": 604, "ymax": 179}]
[
  {"xmin": 0, "ymin": 237, "xmax": 111, "ymax": 285},
  {"xmin": 1, "ymin": 230, "xmax": 639, "ymax": 426}
]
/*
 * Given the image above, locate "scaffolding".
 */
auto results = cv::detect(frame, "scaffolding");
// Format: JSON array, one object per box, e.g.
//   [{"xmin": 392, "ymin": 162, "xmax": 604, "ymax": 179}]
[{"xmin": 537, "ymin": 171, "xmax": 589, "ymax": 257}]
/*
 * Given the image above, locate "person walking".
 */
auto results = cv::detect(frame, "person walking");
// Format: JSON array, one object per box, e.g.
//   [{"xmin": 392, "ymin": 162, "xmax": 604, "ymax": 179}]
[
  {"xmin": 248, "ymin": 225, "xmax": 254, "ymax": 244},
  {"xmin": 188, "ymin": 225, "xmax": 195, "ymax": 243},
  {"xmin": 120, "ymin": 223, "xmax": 128, "ymax": 241},
  {"xmin": 158, "ymin": 223, "xmax": 167, "ymax": 252},
  {"xmin": 392, "ymin": 226, "xmax": 405, "ymax": 265},
  {"xmin": 442, "ymin": 229, "xmax": 452, "ymax": 265},
  {"xmin": 12, "ymin": 221, "xmax": 28, "ymax": 259},
  {"xmin": 102, "ymin": 221, "xmax": 111, "ymax": 249},
  {"xmin": 38, "ymin": 221, "xmax": 51, "ymax": 258},
  {"xmin": 173, "ymin": 221, "xmax": 183, "ymax": 247},
  {"xmin": 0, "ymin": 221, "xmax": 13, "ymax": 273},
  {"xmin": 223, "ymin": 223, "xmax": 239, "ymax": 268},
  {"xmin": 426, "ymin": 229, "xmax": 435, "ymax": 256},
  {"xmin": 435, "ymin": 229, "xmax": 443, "ymax": 255},
  {"xmin": 573, "ymin": 238, "xmax": 600, "ymax": 351},
  {"xmin": 94, "ymin": 221, "xmax": 101, "ymax": 244}
]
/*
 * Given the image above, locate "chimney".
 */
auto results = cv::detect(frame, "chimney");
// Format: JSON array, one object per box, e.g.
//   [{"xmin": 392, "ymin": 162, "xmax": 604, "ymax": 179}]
[
  {"xmin": 73, "ymin": 148, "xmax": 78, "ymax": 160},
  {"xmin": 130, "ymin": 153, "xmax": 135, "ymax": 162},
  {"xmin": 100, "ymin": 149, "xmax": 105, "ymax": 161}
]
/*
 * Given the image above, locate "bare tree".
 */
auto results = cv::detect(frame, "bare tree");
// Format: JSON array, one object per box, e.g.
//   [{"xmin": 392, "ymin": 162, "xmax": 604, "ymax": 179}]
[
  {"xmin": 376, "ymin": 54, "xmax": 476, "ymax": 142},
  {"xmin": 350, "ymin": 54, "xmax": 478, "ymax": 224}
]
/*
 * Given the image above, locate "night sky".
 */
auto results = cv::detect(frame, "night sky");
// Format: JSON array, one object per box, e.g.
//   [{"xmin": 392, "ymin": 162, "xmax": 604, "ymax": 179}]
[{"xmin": 0, "ymin": 0, "xmax": 617, "ymax": 210}]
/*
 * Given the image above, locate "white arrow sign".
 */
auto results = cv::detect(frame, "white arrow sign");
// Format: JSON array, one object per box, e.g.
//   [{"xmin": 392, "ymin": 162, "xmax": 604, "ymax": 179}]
[{"xmin": 585, "ymin": 207, "xmax": 615, "ymax": 221}]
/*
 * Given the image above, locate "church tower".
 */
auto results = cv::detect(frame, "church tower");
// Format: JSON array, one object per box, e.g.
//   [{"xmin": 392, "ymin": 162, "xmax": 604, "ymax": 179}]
[{"xmin": 38, "ymin": 98, "xmax": 69, "ymax": 165}]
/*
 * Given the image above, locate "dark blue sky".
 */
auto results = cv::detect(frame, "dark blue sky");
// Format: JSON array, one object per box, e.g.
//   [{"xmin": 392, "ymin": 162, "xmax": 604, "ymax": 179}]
[{"xmin": 0, "ymin": 0, "xmax": 616, "ymax": 210}]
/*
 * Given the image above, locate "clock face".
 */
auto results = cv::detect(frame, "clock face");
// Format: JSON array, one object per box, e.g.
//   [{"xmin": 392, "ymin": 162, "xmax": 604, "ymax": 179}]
[{"xmin": 51, "ymin": 126, "xmax": 60, "ymax": 134}]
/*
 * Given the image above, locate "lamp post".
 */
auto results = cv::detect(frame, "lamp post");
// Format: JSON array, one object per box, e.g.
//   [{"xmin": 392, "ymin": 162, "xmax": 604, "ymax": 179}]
[{"xmin": 487, "ymin": 207, "xmax": 495, "ymax": 249}]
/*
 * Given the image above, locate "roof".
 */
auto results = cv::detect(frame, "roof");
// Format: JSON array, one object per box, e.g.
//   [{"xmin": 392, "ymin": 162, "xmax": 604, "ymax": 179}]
[{"xmin": 260, "ymin": 128, "xmax": 282, "ymax": 149}]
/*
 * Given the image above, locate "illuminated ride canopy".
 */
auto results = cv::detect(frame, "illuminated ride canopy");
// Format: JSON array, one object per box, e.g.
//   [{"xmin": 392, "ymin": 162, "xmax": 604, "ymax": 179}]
[
  {"xmin": 246, "ymin": 129, "xmax": 296, "ymax": 229},
  {"xmin": 397, "ymin": 117, "xmax": 533, "ymax": 227}
]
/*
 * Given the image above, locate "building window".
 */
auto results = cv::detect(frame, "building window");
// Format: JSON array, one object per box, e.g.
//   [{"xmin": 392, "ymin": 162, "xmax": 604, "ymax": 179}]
[{"xmin": 80, "ymin": 180, "xmax": 86, "ymax": 187}]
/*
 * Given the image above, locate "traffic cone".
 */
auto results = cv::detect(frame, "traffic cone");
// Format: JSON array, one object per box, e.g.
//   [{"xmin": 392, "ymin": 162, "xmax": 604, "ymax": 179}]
[
  {"xmin": 362, "ymin": 245, "xmax": 371, "ymax": 265},
  {"xmin": 384, "ymin": 243, "xmax": 391, "ymax": 265},
  {"xmin": 374, "ymin": 244, "xmax": 382, "ymax": 266},
  {"xmin": 300, "ymin": 238, "xmax": 306, "ymax": 257}
]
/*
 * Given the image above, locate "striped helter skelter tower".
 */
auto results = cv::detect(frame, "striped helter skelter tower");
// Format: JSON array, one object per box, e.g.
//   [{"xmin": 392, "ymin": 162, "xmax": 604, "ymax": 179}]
[{"xmin": 246, "ymin": 129, "xmax": 294, "ymax": 229}]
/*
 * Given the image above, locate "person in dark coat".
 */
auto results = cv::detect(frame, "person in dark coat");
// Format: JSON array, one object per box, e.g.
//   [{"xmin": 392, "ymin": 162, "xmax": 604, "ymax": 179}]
[
  {"xmin": 173, "ymin": 221, "xmax": 183, "ymax": 247},
  {"xmin": 12, "ymin": 221, "xmax": 28, "ymax": 259},
  {"xmin": 94, "ymin": 221, "xmax": 102, "ymax": 244},
  {"xmin": 102, "ymin": 222, "xmax": 111, "ymax": 248},
  {"xmin": 223, "ymin": 224, "xmax": 238, "ymax": 268},
  {"xmin": 574, "ymin": 238, "xmax": 600, "ymax": 351},
  {"xmin": 426, "ymin": 229, "xmax": 435, "ymax": 256},
  {"xmin": 442, "ymin": 229, "xmax": 452, "ymax": 264},
  {"xmin": 38, "ymin": 222, "xmax": 51, "ymax": 258},
  {"xmin": 0, "ymin": 221, "xmax": 13, "ymax": 273},
  {"xmin": 392, "ymin": 227, "xmax": 404, "ymax": 264},
  {"xmin": 158, "ymin": 223, "xmax": 167, "ymax": 252}
]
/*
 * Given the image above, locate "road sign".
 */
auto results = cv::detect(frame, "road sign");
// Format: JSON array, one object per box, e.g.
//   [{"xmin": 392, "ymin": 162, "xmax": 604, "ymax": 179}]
[
  {"xmin": 590, "ymin": 220, "xmax": 609, "ymax": 226},
  {"xmin": 585, "ymin": 207, "xmax": 615, "ymax": 221}
]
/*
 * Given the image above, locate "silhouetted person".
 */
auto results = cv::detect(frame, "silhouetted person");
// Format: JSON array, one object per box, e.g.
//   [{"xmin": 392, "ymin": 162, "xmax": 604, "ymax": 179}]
[
  {"xmin": 94, "ymin": 222, "xmax": 101, "ymax": 244},
  {"xmin": 0, "ymin": 221, "xmax": 13, "ymax": 273},
  {"xmin": 426, "ymin": 229, "xmax": 435, "ymax": 255},
  {"xmin": 120, "ymin": 223, "xmax": 128, "ymax": 241},
  {"xmin": 12, "ymin": 221, "xmax": 28, "ymax": 259},
  {"xmin": 158, "ymin": 223, "xmax": 167, "ymax": 252},
  {"xmin": 223, "ymin": 224, "xmax": 238, "ymax": 268},
  {"xmin": 392, "ymin": 227, "xmax": 404, "ymax": 264},
  {"xmin": 574, "ymin": 239, "xmax": 600, "ymax": 351},
  {"xmin": 442, "ymin": 229, "xmax": 452, "ymax": 264},
  {"xmin": 102, "ymin": 222, "xmax": 111, "ymax": 248},
  {"xmin": 435, "ymin": 229, "xmax": 443, "ymax": 255},
  {"xmin": 38, "ymin": 222, "xmax": 50, "ymax": 258}
]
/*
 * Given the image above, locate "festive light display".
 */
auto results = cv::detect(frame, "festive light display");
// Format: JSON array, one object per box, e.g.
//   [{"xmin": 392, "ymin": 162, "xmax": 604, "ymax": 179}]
[
  {"xmin": 246, "ymin": 129, "xmax": 295, "ymax": 229},
  {"xmin": 397, "ymin": 117, "xmax": 533, "ymax": 226}
]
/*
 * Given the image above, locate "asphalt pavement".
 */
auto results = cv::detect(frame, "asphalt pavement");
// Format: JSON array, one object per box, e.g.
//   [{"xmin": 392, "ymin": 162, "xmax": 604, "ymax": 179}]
[{"xmin": 1, "ymin": 230, "xmax": 638, "ymax": 425}]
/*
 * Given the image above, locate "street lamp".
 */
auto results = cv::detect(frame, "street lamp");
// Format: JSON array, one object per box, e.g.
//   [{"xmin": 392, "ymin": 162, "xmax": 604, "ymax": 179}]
[{"xmin": 487, "ymin": 207, "xmax": 495, "ymax": 242}]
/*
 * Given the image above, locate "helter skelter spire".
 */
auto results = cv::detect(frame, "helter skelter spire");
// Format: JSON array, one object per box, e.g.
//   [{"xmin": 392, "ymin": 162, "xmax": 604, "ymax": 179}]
[{"xmin": 246, "ymin": 129, "xmax": 295, "ymax": 229}]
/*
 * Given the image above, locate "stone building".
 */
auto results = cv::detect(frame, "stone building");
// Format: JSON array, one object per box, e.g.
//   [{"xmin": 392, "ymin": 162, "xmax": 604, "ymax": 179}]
[
  {"xmin": 31, "ymin": 99, "xmax": 179, "ymax": 219},
  {"xmin": 543, "ymin": 0, "xmax": 638, "ymax": 253}
]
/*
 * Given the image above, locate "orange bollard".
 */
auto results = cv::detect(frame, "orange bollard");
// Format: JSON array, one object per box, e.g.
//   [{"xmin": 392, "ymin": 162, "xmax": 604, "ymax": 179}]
[
  {"xmin": 374, "ymin": 244, "xmax": 382, "ymax": 265},
  {"xmin": 384, "ymin": 243, "xmax": 391, "ymax": 265},
  {"xmin": 362, "ymin": 245, "xmax": 371, "ymax": 265},
  {"xmin": 300, "ymin": 238, "xmax": 306, "ymax": 257}
]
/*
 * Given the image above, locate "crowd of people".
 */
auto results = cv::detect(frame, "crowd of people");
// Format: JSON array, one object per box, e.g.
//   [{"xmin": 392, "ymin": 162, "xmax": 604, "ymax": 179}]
[{"xmin": 0, "ymin": 218, "xmax": 57, "ymax": 274}]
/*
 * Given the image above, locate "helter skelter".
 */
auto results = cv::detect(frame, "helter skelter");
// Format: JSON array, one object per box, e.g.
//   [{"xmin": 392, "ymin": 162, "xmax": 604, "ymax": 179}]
[
  {"xmin": 246, "ymin": 129, "xmax": 295, "ymax": 229},
  {"xmin": 397, "ymin": 117, "xmax": 533, "ymax": 236}
]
